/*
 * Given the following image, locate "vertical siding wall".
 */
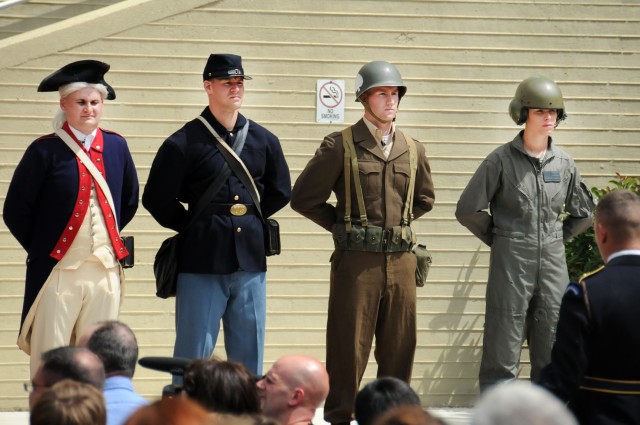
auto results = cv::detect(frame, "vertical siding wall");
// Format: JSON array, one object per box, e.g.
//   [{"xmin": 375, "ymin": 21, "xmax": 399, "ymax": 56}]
[{"xmin": 0, "ymin": 0, "xmax": 638, "ymax": 409}]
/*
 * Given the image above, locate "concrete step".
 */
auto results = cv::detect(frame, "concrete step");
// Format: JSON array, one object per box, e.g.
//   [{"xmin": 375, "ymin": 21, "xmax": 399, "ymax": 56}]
[
  {"xmin": 0, "ymin": 0, "xmax": 120, "ymax": 40},
  {"xmin": 3, "ymin": 102, "xmax": 637, "ymax": 132},
  {"xmin": 119, "ymin": 23, "xmax": 640, "ymax": 52},
  {"xmin": 75, "ymin": 35, "xmax": 640, "ymax": 68},
  {"xmin": 170, "ymin": 3, "xmax": 640, "ymax": 34}
]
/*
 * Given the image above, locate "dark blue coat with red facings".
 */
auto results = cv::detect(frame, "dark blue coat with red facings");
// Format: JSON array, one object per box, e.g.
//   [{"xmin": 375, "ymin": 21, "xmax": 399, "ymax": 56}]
[{"xmin": 3, "ymin": 129, "xmax": 139, "ymax": 330}]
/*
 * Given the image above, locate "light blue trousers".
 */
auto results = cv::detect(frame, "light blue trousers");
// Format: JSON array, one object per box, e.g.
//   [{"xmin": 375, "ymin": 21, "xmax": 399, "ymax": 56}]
[{"xmin": 173, "ymin": 271, "xmax": 266, "ymax": 377}]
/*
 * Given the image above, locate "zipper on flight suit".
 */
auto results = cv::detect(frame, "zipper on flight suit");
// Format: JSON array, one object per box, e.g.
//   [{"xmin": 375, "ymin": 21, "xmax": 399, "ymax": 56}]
[{"xmin": 528, "ymin": 156, "xmax": 544, "ymax": 284}]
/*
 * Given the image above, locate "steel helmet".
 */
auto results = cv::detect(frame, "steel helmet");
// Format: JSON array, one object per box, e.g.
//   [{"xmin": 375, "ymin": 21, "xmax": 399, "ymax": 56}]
[
  {"xmin": 355, "ymin": 60, "xmax": 407, "ymax": 101},
  {"xmin": 509, "ymin": 76, "xmax": 567, "ymax": 125}
]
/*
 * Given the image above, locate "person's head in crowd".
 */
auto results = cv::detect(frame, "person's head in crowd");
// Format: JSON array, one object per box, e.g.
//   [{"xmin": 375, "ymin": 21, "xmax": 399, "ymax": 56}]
[
  {"xmin": 372, "ymin": 405, "xmax": 439, "ymax": 425},
  {"xmin": 30, "ymin": 379, "xmax": 106, "ymax": 425},
  {"xmin": 124, "ymin": 397, "xmax": 211, "ymax": 425},
  {"xmin": 76, "ymin": 322, "xmax": 103, "ymax": 347},
  {"xmin": 182, "ymin": 359, "xmax": 260, "ymax": 414},
  {"xmin": 82, "ymin": 320, "xmax": 139, "ymax": 378},
  {"xmin": 594, "ymin": 189, "xmax": 640, "ymax": 261},
  {"xmin": 256, "ymin": 354, "xmax": 329, "ymax": 425},
  {"xmin": 29, "ymin": 346, "xmax": 105, "ymax": 409},
  {"xmin": 471, "ymin": 380, "xmax": 577, "ymax": 425},
  {"xmin": 355, "ymin": 377, "xmax": 422, "ymax": 425}
]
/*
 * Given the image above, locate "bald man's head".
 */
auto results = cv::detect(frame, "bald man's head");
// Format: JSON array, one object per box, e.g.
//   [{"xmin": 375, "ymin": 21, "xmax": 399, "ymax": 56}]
[
  {"xmin": 257, "ymin": 354, "xmax": 329, "ymax": 425},
  {"xmin": 276, "ymin": 355, "xmax": 329, "ymax": 407}
]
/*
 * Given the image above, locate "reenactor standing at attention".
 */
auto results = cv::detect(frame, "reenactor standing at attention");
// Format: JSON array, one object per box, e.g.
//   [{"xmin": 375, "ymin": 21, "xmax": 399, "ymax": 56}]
[
  {"xmin": 3, "ymin": 60, "xmax": 139, "ymax": 378},
  {"xmin": 291, "ymin": 60, "xmax": 435, "ymax": 425},
  {"xmin": 456, "ymin": 76, "xmax": 594, "ymax": 391},
  {"xmin": 143, "ymin": 54, "xmax": 291, "ymax": 377}
]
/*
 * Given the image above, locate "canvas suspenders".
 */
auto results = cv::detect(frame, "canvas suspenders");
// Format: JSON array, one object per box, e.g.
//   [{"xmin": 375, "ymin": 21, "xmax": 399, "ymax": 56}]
[{"xmin": 341, "ymin": 127, "xmax": 418, "ymax": 242}]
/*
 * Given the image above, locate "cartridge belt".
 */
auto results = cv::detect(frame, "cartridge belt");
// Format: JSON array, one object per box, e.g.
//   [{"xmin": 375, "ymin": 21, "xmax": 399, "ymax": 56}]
[
  {"xmin": 204, "ymin": 203, "xmax": 257, "ymax": 216},
  {"xmin": 332, "ymin": 224, "xmax": 413, "ymax": 253}
]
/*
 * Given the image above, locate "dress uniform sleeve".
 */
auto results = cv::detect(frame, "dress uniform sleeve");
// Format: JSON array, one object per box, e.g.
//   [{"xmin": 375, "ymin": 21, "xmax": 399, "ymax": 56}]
[
  {"xmin": 455, "ymin": 156, "xmax": 501, "ymax": 246},
  {"xmin": 3, "ymin": 142, "xmax": 48, "ymax": 251},
  {"xmin": 259, "ymin": 134, "xmax": 291, "ymax": 218},
  {"xmin": 562, "ymin": 163, "xmax": 595, "ymax": 242},
  {"xmin": 412, "ymin": 140, "xmax": 435, "ymax": 219},
  {"xmin": 118, "ymin": 140, "xmax": 139, "ymax": 230},
  {"xmin": 290, "ymin": 133, "xmax": 343, "ymax": 232},
  {"xmin": 539, "ymin": 283, "xmax": 591, "ymax": 402},
  {"xmin": 142, "ymin": 141, "xmax": 189, "ymax": 232}
]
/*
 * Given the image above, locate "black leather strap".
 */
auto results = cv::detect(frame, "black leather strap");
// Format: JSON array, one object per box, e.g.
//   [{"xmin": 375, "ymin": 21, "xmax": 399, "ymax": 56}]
[
  {"xmin": 215, "ymin": 144, "xmax": 266, "ymax": 224},
  {"xmin": 181, "ymin": 116, "xmax": 249, "ymax": 234},
  {"xmin": 196, "ymin": 117, "xmax": 266, "ymax": 224}
]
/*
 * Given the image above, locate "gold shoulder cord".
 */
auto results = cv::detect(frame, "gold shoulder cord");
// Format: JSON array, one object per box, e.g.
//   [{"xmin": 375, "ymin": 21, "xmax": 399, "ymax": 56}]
[{"xmin": 578, "ymin": 265, "xmax": 604, "ymax": 321}]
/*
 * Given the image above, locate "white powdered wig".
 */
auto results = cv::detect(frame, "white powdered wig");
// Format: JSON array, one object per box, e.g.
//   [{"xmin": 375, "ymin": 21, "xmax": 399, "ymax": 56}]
[{"xmin": 52, "ymin": 82, "xmax": 108, "ymax": 130}]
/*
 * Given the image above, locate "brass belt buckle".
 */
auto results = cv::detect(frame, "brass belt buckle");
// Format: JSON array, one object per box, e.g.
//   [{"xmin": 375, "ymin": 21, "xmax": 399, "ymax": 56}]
[{"xmin": 230, "ymin": 204, "xmax": 247, "ymax": 216}]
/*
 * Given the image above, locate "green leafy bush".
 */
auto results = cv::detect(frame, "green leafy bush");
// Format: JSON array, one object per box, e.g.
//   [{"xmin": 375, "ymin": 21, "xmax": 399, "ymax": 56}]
[{"xmin": 565, "ymin": 173, "xmax": 640, "ymax": 281}]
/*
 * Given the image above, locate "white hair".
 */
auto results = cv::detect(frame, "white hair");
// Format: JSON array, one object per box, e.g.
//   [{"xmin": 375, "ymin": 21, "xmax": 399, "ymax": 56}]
[
  {"xmin": 52, "ymin": 82, "xmax": 108, "ymax": 130},
  {"xmin": 472, "ymin": 381, "xmax": 577, "ymax": 425}
]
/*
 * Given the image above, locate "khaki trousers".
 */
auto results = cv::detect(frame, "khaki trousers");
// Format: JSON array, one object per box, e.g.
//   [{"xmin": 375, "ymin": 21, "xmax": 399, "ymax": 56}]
[
  {"xmin": 28, "ymin": 258, "xmax": 120, "ymax": 377},
  {"xmin": 323, "ymin": 250, "xmax": 417, "ymax": 424}
]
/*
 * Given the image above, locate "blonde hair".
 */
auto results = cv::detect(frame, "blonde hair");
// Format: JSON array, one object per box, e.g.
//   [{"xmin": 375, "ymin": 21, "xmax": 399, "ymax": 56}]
[
  {"xmin": 30, "ymin": 379, "xmax": 106, "ymax": 425},
  {"xmin": 53, "ymin": 82, "xmax": 109, "ymax": 130}
]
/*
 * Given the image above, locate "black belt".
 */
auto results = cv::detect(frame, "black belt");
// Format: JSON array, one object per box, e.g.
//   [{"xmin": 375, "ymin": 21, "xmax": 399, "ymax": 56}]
[
  {"xmin": 204, "ymin": 203, "xmax": 257, "ymax": 216},
  {"xmin": 580, "ymin": 376, "xmax": 640, "ymax": 394}
]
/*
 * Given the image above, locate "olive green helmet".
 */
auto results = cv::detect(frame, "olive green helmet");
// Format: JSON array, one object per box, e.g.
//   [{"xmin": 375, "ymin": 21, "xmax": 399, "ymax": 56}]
[
  {"xmin": 509, "ymin": 76, "xmax": 567, "ymax": 125},
  {"xmin": 355, "ymin": 60, "xmax": 407, "ymax": 101}
]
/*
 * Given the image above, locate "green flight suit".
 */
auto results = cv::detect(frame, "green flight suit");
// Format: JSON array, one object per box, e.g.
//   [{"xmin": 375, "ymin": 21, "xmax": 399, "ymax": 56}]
[{"xmin": 455, "ymin": 131, "xmax": 594, "ymax": 390}]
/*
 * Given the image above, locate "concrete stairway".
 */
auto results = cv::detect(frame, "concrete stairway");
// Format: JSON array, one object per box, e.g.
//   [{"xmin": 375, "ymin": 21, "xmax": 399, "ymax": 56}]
[{"xmin": 0, "ymin": 0, "xmax": 121, "ymax": 39}]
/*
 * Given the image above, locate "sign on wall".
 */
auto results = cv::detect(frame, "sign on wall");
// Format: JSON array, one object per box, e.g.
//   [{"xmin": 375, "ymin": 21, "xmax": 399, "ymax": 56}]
[{"xmin": 316, "ymin": 79, "xmax": 345, "ymax": 124}]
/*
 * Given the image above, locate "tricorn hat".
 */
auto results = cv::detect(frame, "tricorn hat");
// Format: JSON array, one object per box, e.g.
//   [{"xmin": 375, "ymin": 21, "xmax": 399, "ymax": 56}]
[
  {"xmin": 38, "ymin": 59, "xmax": 116, "ymax": 100},
  {"xmin": 203, "ymin": 53, "xmax": 252, "ymax": 81}
]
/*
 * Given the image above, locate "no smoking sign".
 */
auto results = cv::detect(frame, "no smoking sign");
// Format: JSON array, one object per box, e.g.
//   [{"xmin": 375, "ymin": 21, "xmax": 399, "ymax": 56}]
[{"xmin": 316, "ymin": 79, "xmax": 345, "ymax": 124}]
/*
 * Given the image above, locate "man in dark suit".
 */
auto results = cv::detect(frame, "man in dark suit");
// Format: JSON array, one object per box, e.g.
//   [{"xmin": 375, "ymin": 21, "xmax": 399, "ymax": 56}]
[
  {"xmin": 142, "ymin": 54, "xmax": 291, "ymax": 378},
  {"xmin": 539, "ymin": 189, "xmax": 640, "ymax": 425}
]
